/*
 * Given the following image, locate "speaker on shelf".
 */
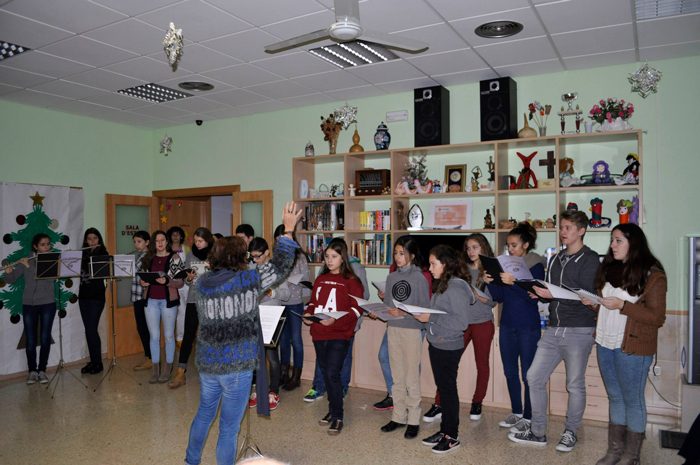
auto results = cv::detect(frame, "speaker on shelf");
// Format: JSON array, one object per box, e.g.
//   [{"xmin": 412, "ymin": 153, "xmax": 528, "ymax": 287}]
[
  {"xmin": 480, "ymin": 77, "xmax": 517, "ymax": 141},
  {"xmin": 414, "ymin": 85, "xmax": 450, "ymax": 147}
]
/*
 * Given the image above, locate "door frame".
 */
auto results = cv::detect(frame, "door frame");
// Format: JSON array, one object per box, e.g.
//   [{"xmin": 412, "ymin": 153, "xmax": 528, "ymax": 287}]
[{"xmin": 232, "ymin": 190, "xmax": 274, "ymax": 246}]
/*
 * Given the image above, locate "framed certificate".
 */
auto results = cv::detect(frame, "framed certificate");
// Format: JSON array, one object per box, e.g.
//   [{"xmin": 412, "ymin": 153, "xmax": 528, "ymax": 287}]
[{"xmin": 429, "ymin": 200, "xmax": 473, "ymax": 229}]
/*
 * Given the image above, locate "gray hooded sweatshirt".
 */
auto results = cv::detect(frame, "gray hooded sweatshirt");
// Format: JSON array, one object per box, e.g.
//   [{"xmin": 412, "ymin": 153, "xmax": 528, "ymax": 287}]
[
  {"xmin": 546, "ymin": 245, "xmax": 600, "ymax": 327},
  {"xmin": 426, "ymin": 277, "xmax": 476, "ymax": 351}
]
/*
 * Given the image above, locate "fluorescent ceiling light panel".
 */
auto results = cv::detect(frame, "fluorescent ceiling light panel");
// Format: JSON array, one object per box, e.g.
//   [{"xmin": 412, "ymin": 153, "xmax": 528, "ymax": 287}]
[
  {"xmin": 309, "ymin": 40, "xmax": 398, "ymax": 69},
  {"xmin": 0, "ymin": 41, "xmax": 30, "ymax": 61},
  {"xmin": 635, "ymin": 0, "xmax": 700, "ymax": 20},
  {"xmin": 117, "ymin": 83, "xmax": 192, "ymax": 103}
]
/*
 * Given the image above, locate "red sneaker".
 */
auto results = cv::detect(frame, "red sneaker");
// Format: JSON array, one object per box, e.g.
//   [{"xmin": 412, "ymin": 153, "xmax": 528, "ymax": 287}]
[
  {"xmin": 248, "ymin": 392, "xmax": 257, "ymax": 408},
  {"xmin": 269, "ymin": 392, "xmax": 280, "ymax": 410}
]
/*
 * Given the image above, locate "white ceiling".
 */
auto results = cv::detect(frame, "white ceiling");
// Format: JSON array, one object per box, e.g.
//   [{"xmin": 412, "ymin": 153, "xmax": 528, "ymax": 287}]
[{"xmin": 0, "ymin": 0, "xmax": 698, "ymax": 129}]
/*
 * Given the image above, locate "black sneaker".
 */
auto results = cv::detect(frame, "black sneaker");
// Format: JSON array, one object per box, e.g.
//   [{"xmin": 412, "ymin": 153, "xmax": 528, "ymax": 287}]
[
  {"xmin": 422, "ymin": 404, "xmax": 442, "ymax": 422},
  {"xmin": 373, "ymin": 394, "xmax": 393, "ymax": 411},
  {"xmin": 555, "ymin": 429, "xmax": 578, "ymax": 452},
  {"xmin": 432, "ymin": 435, "xmax": 461, "ymax": 454},
  {"xmin": 404, "ymin": 424, "xmax": 419, "ymax": 439},
  {"xmin": 319, "ymin": 412, "xmax": 332, "ymax": 426},
  {"xmin": 421, "ymin": 431, "xmax": 445, "ymax": 446},
  {"xmin": 469, "ymin": 402, "xmax": 482, "ymax": 420},
  {"xmin": 328, "ymin": 419, "xmax": 343, "ymax": 435},
  {"xmin": 508, "ymin": 429, "xmax": 547, "ymax": 446}
]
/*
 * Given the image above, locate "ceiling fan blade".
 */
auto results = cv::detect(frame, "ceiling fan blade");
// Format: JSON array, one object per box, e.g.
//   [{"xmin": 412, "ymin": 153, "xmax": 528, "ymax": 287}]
[
  {"xmin": 358, "ymin": 30, "xmax": 429, "ymax": 53},
  {"xmin": 334, "ymin": 0, "xmax": 360, "ymax": 23},
  {"xmin": 265, "ymin": 29, "xmax": 331, "ymax": 53}
]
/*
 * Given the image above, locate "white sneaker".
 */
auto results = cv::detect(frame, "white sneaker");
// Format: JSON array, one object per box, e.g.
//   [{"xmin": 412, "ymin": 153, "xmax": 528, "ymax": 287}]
[
  {"xmin": 499, "ymin": 412, "xmax": 522, "ymax": 428},
  {"xmin": 26, "ymin": 371, "xmax": 39, "ymax": 385},
  {"xmin": 510, "ymin": 418, "xmax": 531, "ymax": 434}
]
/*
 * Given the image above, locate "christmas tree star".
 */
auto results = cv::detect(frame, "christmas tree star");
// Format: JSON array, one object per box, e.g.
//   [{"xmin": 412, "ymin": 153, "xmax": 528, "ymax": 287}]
[{"xmin": 30, "ymin": 191, "xmax": 45, "ymax": 206}]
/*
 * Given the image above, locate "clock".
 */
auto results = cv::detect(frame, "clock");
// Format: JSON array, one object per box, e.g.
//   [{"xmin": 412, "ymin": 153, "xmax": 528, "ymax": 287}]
[{"xmin": 355, "ymin": 169, "xmax": 390, "ymax": 196}]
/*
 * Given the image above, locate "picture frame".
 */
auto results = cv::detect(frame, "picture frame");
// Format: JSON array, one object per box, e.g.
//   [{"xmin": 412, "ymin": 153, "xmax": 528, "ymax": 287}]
[
  {"xmin": 444, "ymin": 164, "xmax": 467, "ymax": 193},
  {"xmin": 429, "ymin": 199, "xmax": 473, "ymax": 230}
]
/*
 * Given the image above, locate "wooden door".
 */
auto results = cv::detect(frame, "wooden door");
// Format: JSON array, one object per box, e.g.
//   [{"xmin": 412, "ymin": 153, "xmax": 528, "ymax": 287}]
[
  {"xmin": 158, "ymin": 197, "xmax": 211, "ymax": 245},
  {"xmin": 105, "ymin": 194, "xmax": 159, "ymax": 358}
]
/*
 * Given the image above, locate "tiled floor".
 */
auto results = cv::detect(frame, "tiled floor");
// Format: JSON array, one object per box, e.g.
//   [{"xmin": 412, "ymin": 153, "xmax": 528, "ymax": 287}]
[{"xmin": 0, "ymin": 353, "xmax": 684, "ymax": 465}]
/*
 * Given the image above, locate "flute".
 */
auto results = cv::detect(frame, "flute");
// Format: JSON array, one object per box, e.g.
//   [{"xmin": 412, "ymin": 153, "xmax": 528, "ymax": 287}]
[{"xmin": 1, "ymin": 245, "xmax": 99, "ymax": 271}]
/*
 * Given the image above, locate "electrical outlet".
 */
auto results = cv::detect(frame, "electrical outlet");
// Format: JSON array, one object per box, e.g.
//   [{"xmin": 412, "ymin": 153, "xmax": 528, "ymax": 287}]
[{"xmin": 653, "ymin": 366, "xmax": 662, "ymax": 376}]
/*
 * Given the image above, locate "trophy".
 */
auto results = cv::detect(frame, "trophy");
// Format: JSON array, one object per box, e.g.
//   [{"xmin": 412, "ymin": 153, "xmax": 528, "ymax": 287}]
[{"xmin": 557, "ymin": 92, "xmax": 583, "ymax": 134}]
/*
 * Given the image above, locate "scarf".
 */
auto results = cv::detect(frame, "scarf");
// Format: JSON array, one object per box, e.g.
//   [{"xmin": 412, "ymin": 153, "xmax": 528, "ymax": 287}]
[
  {"xmin": 605, "ymin": 261, "xmax": 624, "ymax": 288},
  {"xmin": 192, "ymin": 243, "xmax": 212, "ymax": 261}
]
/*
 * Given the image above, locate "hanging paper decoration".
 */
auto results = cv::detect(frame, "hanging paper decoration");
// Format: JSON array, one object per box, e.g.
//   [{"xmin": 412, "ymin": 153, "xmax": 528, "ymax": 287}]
[
  {"xmin": 160, "ymin": 216, "xmax": 168, "ymax": 224},
  {"xmin": 629, "ymin": 62, "xmax": 662, "ymax": 98},
  {"xmin": 163, "ymin": 22, "xmax": 183, "ymax": 67},
  {"xmin": 166, "ymin": 203, "xmax": 172, "ymax": 211},
  {"xmin": 160, "ymin": 134, "xmax": 173, "ymax": 155},
  {"xmin": 177, "ymin": 200, "xmax": 183, "ymax": 208},
  {"xmin": 333, "ymin": 101, "xmax": 358, "ymax": 130}
]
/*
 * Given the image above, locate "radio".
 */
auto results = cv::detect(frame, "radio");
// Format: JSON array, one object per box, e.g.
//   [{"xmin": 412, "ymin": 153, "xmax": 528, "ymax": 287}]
[{"xmin": 354, "ymin": 169, "xmax": 390, "ymax": 196}]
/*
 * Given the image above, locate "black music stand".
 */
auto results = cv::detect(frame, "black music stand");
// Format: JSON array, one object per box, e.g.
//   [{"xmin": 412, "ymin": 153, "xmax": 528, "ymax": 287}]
[
  {"xmin": 36, "ymin": 252, "xmax": 90, "ymax": 398},
  {"xmin": 91, "ymin": 255, "xmax": 141, "ymax": 391}
]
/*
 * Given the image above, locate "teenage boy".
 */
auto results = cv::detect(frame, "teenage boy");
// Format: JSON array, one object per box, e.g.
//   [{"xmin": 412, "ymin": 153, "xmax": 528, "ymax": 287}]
[
  {"xmin": 509, "ymin": 210, "xmax": 600, "ymax": 452},
  {"xmin": 235, "ymin": 224, "xmax": 254, "ymax": 245}
]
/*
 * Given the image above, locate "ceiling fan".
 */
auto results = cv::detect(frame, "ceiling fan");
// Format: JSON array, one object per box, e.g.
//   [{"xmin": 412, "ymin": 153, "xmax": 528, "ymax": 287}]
[{"xmin": 264, "ymin": 0, "xmax": 429, "ymax": 53}]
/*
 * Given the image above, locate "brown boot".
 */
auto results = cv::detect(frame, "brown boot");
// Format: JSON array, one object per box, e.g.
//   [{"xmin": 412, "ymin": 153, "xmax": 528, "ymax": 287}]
[
  {"xmin": 596, "ymin": 423, "xmax": 627, "ymax": 465},
  {"xmin": 149, "ymin": 362, "xmax": 160, "ymax": 384},
  {"xmin": 618, "ymin": 429, "xmax": 644, "ymax": 465},
  {"xmin": 280, "ymin": 364, "xmax": 290, "ymax": 386},
  {"xmin": 133, "ymin": 357, "xmax": 152, "ymax": 372},
  {"xmin": 283, "ymin": 367, "xmax": 302, "ymax": 391},
  {"xmin": 158, "ymin": 362, "xmax": 172, "ymax": 383},
  {"xmin": 168, "ymin": 367, "xmax": 186, "ymax": 388}
]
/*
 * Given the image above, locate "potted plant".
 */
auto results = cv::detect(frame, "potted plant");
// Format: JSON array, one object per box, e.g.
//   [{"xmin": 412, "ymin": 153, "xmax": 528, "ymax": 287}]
[{"xmin": 589, "ymin": 98, "xmax": 634, "ymax": 132}]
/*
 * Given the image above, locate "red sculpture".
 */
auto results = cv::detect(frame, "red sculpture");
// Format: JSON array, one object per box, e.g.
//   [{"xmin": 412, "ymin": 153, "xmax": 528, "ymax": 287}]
[{"xmin": 515, "ymin": 152, "xmax": 538, "ymax": 189}]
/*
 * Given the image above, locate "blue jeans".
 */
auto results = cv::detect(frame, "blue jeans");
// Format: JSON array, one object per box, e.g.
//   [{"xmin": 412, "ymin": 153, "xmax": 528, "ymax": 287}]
[
  {"xmin": 280, "ymin": 303, "xmax": 304, "ymax": 368},
  {"xmin": 313, "ymin": 336, "xmax": 353, "ymax": 394},
  {"xmin": 499, "ymin": 325, "xmax": 541, "ymax": 419},
  {"xmin": 185, "ymin": 370, "xmax": 253, "ymax": 465},
  {"xmin": 597, "ymin": 344, "xmax": 653, "ymax": 433},
  {"xmin": 22, "ymin": 303, "xmax": 57, "ymax": 373},
  {"xmin": 379, "ymin": 329, "xmax": 393, "ymax": 396},
  {"xmin": 145, "ymin": 299, "xmax": 177, "ymax": 364},
  {"xmin": 314, "ymin": 339, "xmax": 350, "ymax": 420}
]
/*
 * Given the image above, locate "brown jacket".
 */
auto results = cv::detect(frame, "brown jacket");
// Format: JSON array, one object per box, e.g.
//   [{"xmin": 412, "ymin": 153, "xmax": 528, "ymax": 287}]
[{"xmin": 592, "ymin": 271, "xmax": 667, "ymax": 356}]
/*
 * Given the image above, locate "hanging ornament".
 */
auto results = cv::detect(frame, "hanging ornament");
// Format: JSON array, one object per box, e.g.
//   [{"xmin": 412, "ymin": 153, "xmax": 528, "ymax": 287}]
[
  {"xmin": 16, "ymin": 215, "xmax": 25, "ymax": 225},
  {"xmin": 161, "ymin": 216, "xmax": 168, "ymax": 224},
  {"xmin": 49, "ymin": 219, "xmax": 59, "ymax": 230},
  {"xmin": 160, "ymin": 134, "xmax": 173, "ymax": 155},
  {"xmin": 30, "ymin": 191, "xmax": 45, "ymax": 206},
  {"xmin": 163, "ymin": 22, "xmax": 183, "ymax": 67},
  {"xmin": 333, "ymin": 101, "xmax": 358, "ymax": 130},
  {"xmin": 166, "ymin": 203, "xmax": 172, "ymax": 211},
  {"xmin": 629, "ymin": 61, "xmax": 662, "ymax": 98},
  {"xmin": 177, "ymin": 200, "xmax": 183, "ymax": 208},
  {"xmin": 160, "ymin": 204, "xmax": 165, "ymax": 213}
]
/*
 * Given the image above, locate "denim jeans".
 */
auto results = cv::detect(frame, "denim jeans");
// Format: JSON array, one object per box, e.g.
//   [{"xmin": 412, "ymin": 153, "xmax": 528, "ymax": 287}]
[
  {"xmin": 527, "ymin": 326, "xmax": 595, "ymax": 436},
  {"xmin": 280, "ymin": 303, "xmax": 304, "ymax": 368},
  {"xmin": 145, "ymin": 298, "xmax": 177, "ymax": 364},
  {"xmin": 79, "ymin": 299, "xmax": 105, "ymax": 364},
  {"xmin": 185, "ymin": 370, "xmax": 253, "ymax": 465},
  {"xmin": 22, "ymin": 303, "xmax": 57, "ymax": 372},
  {"xmin": 314, "ymin": 339, "xmax": 350, "ymax": 420},
  {"xmin": 133, "ymin": 299, "xmax": 151, "ymax": 359},
  {"xmin": 499, "ymin": 325, "xmax": 541, "ymax": 419},
  {"xmin": 313, "ymin": 336, "xmax": 353, "ymax": 394},
  {"xmin": 597, "ymin": 344, "xmax": 653, "ymax": 433},
  {"xmin": 378, "ymin": 329, "xmax": 394, "ymax": 396}
]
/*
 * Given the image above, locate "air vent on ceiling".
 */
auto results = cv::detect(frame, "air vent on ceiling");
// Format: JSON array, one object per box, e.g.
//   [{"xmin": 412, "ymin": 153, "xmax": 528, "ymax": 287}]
[
  {"xmin": 635, "ymin": 0, "xmax": 700, "ymax": 20},
  {"xmin": 117, "ymin": 83, "xmax": 191, "ymax": 103},
  {"xmin": 178, "ymin": 81, "xmax": 215, "ymax": 91},
  {"xmin": 0, "ymin": 41, "xmax": 30, "ymax": 61},
  {"xmin": 474, "ymin": 21, "xmax": 524, "ymax": 39},
  {"xmin": 309, "ymin": 40, "xmax": 398, "ymax": 69}
]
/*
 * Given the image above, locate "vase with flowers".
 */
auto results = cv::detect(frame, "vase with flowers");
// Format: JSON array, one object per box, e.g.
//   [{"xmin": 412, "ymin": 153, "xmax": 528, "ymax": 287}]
[
  {"xmin": 589, "ymin": 98, "xmax": 634, "ymax": 132},
  {"xmin": 320, "ymin": 114, "xmax": 343, "ymax": 154},
  {"xmin": 527, "ymin": 101, "xmax": 552, "ymax": 136}
]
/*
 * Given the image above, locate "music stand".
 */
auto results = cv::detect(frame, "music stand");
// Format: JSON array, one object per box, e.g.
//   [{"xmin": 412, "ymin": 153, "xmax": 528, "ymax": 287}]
[
  {"xmin": 92, "ymin": 254, "xmax": 141, "ymax": 391},
  {"xmin": 37, "ymin": 251, "xmax": 90, "ymax": 398}
]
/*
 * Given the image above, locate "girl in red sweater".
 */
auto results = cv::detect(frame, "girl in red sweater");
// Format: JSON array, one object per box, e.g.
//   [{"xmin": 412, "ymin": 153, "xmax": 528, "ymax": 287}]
[{"xmin": 303, "ymin": 241, "xmax": 363, "ymax": 435}]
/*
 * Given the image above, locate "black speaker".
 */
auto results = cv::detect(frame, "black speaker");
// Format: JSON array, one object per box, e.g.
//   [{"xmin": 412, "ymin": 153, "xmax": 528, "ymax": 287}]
[
  {"xmin": 414, "ymin": 86, "xmax": 450, "ymax": 147},
  {"xmin": 480, "ymin": 77, "xmax": 517, "ymax": 141}
]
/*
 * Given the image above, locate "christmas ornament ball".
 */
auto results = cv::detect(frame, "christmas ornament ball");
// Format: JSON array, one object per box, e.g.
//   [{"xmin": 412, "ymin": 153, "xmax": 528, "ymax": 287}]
[
  {"xmin": 10, "ymin": 314, "xmax": 20, "ymax": 324},
  {"xmin": 61, "ymin": 236, "xmax": 70, "ymax": 245},
  {"xmin": 69, "ymin": 295, "xmax": 78, "ymax": 304},
  {"xmin": 58, "ymin": 309, "xmax": 67, "ymax": 318},
  {"xmin": 65, "ymin": 279, "xmax": 73, "ymax": 288},
  {"xmin": 50, "ymin": 219, "xmax": 59, "ymax": 230},
  {"xmin": 3, "ymin": 234, "xmax": 12, "ymax": 244},
  {"xmin": 16, "ymin": 215, "xmax": 26, "ymax": 225}
]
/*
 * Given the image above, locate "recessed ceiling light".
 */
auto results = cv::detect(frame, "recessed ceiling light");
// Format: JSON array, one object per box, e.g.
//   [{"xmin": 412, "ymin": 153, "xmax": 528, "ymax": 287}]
[
  {"xmin": 0, "ymin": 41, "xmax": 30, "ymax": 61},
  {"xmin": 178, "ymin": 81, "xmax": 215, "ymax": 91},
  {"xmin": 117, "ymin": 83, "xmax": 191, "ymax": 103},
  {"xmin": 635, "ymin": 0, "xmax": 700, "ymax": 20},
  {"xmin": 474, "ymin": 21, "xmax": 524, "ymax": 39},
  {"xmin": 308, "ymin": 40, "xmax": 398, "ymax": 69}
]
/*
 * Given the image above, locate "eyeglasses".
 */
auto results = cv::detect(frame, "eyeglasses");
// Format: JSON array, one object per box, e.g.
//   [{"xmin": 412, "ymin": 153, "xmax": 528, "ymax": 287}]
[{"xmin": 250, "ymin": 253, "xmax": 264, "ymax": 260}]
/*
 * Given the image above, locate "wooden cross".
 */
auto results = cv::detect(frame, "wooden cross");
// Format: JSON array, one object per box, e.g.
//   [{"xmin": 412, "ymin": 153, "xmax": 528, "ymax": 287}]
[{"xmin": 539, "ymin": 150, "xmax": 556, "ymax": 179}]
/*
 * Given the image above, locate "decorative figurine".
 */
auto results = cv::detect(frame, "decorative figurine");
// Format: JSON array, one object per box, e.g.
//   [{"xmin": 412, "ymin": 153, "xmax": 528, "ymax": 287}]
[
  {"xmin": 305, "ymin": 141, "xmax": 315, "ymax": 157},
  {"xmin": 499, "ymin": 218, "xmax": 517, "ymax": 230},
  {"xmin": 533, "ymin": 219, "xmax": 544, "ymax": 229},
  {"xmin": 396, "ymin": 202, "xmax": 408, "ymax": 230},
  {"xmin": 617, "ymin": 199, "xmax": 634, "ymax": 224},
  {"xmin": 374, "ymin": 122, "xmax": 391, "ymax": 150},
  {"xmin": 381, "ymin": 186, "xmax": 391, "ymax": 195},
  {"xmin": 589, "ymin": 198, "xmax": 612, "ymax": 228},
  {"xmin": 539, "ymin": 151, "xmax": 556, "ymax": 179},
  {"xmin": 559, "ymin": 157, "xmax": 585, "ymax": 187},
  {"xmin": 616, "ymin": 153, "xmax": 640, "ymax": 185},
  {"xmin": 591, "ymin": 160, "xmax": 612, "ymax": 184},
  {"xmin": 484, "ymin": 209, "xmax": 493, "ymax": 229},
  {"xmin": 515, "ymin": 152, "xmax": 538, "ymax": 189},
  {"xmin": 348, "ymin": 183, "xmax": 356, "ymax": 196},
  {"xmin": 487, "ymin": 156, "xmax": 495, "ymax": 182},
  {"xmin": 523, "ymin": 212, "xmax": 532, "ymax": 225},
  {"xmin": 414, "ymin": 180, "xmax": 433, "ymax": 194},
  {"xmin": 567, "ymin": 202, "xmax": 579, "ymax": 211},
  {"xmin": 407, "ymin": 204, "xmax": 424, "ymax": 230},
  {"xmin": 432, "ymin": 180, "xmax": 441, "ymax": 194},
  {"xmin": 630, "ymin": 196, "xmax": 640, "ymax": 225},
  {"xmin": 471, "ymin": 166, "xmax": 482, "ymax": 192},
  {"xmin": 545, "ymin": 218, "xmax": 555, "ymax": 229}
]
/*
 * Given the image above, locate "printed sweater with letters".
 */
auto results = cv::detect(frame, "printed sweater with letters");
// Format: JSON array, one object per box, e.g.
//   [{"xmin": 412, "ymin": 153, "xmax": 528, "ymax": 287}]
[{"xmin": 304, "ymin": 272, "xmax": 363, "ymax": 341}]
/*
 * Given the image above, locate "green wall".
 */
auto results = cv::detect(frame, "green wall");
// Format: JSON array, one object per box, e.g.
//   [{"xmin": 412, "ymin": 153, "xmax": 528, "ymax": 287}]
[{"xmin": 1, "ymin": 56, "xmax": 698, "ymax": 309}]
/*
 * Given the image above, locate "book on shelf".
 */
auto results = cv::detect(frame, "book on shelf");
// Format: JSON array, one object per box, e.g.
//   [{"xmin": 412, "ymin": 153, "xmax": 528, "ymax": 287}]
[
  {"xmin": 359, "ymin": 209, "xmax": 391, "ymax": 231},
  {"xmin": 304, "ymin": 201, "xmax": 344, "ymax": 231},
  {"xmin": 351, "ymin": 233, "xmax": 392, "ymax": 266},
  {"xmin": 305, "ymin": 234, "xmax": 333, "ymax": 263}
]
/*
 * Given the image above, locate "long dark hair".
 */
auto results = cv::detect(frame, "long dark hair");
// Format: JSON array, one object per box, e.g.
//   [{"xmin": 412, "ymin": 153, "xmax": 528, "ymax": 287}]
[
  {"xmin": 192, "ymin": 227, "xmax": 214, "ymax": 260},
  {"xmin": 461, "ymin": 233, "xmax": 494, "ymax": 287},
  {"xmin": 394, "ymin": 235, "xmax": 424, "ymax": 268},
  {"xmin": 81, "ymin": 227, "xmax": 107, "ymax": 267},
  {"xmin": 319, "ymin": 239, "xmax": 360, "ymax": 283},
  {"xmin": 595, "ymin": 224, "xmax": 664, "ymax": 296},
  {"xmin": 31, "ymin": 233, "xmax": 51, "ymax": 253},
  {"xmin": 507, "ymin": 223, "xmax": 538, "ymax": 252},
  {"xmin": 273, "ymin": 224, "xmax": 308, "ymax": 263},
  {"xmin": 141, "ymin": 230, "xmax": 171, "ymax": 270},
  {"xmin": 429, "ymin": 245, "xmax": 464, "ymax": 294}
]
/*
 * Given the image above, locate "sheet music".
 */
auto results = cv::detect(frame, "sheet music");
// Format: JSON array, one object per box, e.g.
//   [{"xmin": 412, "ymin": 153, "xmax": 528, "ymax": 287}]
[
  {"xmin": 371, "ymin": 281, "xmax": 386, "ymax": 293},
  {"xmin": 190, "ymin": 261, "xmax": 208, "ymax": 277},
  {"xmin": 542, "ymin": 281, "xmax": 581, "ymax": 301},
  {"xmin": 561, "ymin": 284, "xmax": 605, "ymax": 305},
  {"xmin": 287, "ymin": 273, "xmax": 304, "ymax": 285},
  {"xmin": 351, "ymin": 296, "xmax": 402, "ymax": 321},
  {"xmin": 259, "ymin": 305, "xmax": 285, "ymax": 344},
  {"xmin": 113, "ymin": 254, "xmax": 135, "ymax": 277},
  {"xmin": 497, "ymin": 255, "xmax": 534, "ymax": 281},
  {"xmin": 393, "ymin": 299, "xmax": 447, "ymax": 315},
  {"xmin": 59, "ymin": 250, "xmax": 83, "ymax": 277}
]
